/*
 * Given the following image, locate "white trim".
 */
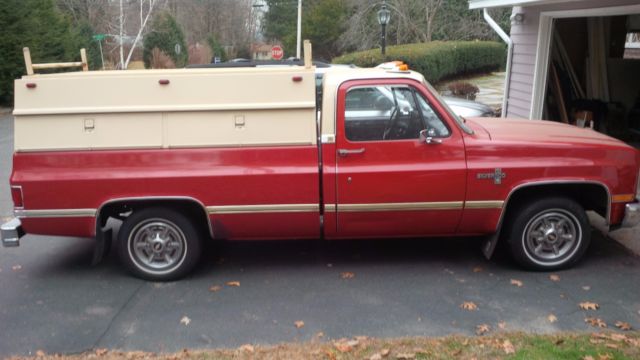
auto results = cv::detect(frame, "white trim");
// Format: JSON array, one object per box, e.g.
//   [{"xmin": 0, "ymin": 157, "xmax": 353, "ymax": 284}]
[
  {"xmin": 530, "ymin": 4, "xmax": 640, "ymax": 120},
  {"xmin": 469, "ymin": 0, "xmax": 577, "ymax": 10}
]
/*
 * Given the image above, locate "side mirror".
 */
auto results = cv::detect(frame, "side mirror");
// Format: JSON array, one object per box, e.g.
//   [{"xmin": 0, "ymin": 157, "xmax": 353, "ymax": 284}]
[{"xmin": 419, "ymin": 129, "xmax": 442, "ymax": 144}]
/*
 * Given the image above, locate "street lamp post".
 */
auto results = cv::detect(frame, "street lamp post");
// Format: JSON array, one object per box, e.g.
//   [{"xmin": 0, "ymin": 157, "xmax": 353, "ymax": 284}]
[{"xmin": 377, "ymin": 1, "xmax": 391, "ymax": 56}]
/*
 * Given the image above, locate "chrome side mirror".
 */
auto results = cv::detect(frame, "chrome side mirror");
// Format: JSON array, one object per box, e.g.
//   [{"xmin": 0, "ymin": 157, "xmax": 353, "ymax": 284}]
[{"xmin": 419, "ymin": 129, "xmax": 442, "ymax": 144}]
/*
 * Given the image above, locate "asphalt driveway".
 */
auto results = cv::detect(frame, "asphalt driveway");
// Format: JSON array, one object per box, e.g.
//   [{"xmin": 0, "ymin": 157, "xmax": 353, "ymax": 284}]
[{"xmin": 1, "ymin": 113, "xmax": 639, "ymax": 357}]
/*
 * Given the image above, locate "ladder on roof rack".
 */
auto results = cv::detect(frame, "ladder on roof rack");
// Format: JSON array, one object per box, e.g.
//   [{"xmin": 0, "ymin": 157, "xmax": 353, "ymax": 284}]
[{"xmin": 23, "ymin": 47, "xmax": 88, "ymax": 75}]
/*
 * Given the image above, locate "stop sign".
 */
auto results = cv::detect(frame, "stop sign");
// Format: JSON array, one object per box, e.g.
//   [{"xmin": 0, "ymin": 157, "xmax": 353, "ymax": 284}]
[{"xmin": 271, "ymin": 45, "xmax": 284, "ymax": 60}]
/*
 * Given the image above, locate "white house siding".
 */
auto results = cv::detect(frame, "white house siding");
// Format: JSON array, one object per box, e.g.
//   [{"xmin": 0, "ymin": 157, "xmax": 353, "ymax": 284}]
[{"xmin": 505, "ymin": 0, "xmax": 640, "ymax": 119}]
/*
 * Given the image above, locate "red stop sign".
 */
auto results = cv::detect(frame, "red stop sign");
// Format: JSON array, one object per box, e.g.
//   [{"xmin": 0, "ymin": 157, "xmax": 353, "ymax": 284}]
[{"xmin": 271, "ymin": 45, "xmax": 284, "ymax": 60}]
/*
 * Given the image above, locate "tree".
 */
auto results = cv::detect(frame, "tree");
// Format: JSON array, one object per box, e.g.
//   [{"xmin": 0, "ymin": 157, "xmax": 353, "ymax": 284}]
[
  {"xmin": 143, "ymin": 12, "xmax": 188, "ymax": 68},
  {"xmin": 0, "ymin": 0, "xmax": 82, "ymax": 105},
  {"xmin": 262, "ymin": 0, "xmax": 299, "ymax": 57},
  {"xmin": 207, "ymin": 36, "xmax": 228, "ymax": 62}
]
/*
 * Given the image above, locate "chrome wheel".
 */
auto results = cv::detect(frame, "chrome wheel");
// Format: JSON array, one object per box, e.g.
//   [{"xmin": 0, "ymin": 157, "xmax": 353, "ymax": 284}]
[
  {"xmin": 128, "ymin": 219, "xmax": 187, "ymax": 275},
  {"xmin": 522, "ymin": 209, "xmax": 581, "ymax": 266}
]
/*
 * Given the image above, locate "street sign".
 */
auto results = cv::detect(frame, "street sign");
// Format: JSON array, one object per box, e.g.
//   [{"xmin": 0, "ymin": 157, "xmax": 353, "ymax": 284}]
[
  {"xmin": 271, "ymin": 45, "xmax": 284, "ymax": 60},
  {"xmin": 92, "ymin": 34, "xmax": 106, "ymax": 41}
]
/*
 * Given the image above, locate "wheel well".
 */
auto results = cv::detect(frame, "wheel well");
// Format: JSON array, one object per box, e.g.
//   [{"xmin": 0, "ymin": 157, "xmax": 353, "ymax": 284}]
[
  {"xmin": 503, "ymin": 183, "xmax": 609, "ymax": 224},
  {"xmin": 97, "ymin": 198, "xmax": 212, "ymax": 238}
]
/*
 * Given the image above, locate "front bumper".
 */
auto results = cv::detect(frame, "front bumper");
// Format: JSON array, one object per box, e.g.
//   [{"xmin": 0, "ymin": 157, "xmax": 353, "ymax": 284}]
[
  {"xmin": 1, "ymin": 218, "xmax": 24, "ymax": 247},
  {"xmin": 621, "ymin": 201, "xmax": 640, "ymax": 228}
]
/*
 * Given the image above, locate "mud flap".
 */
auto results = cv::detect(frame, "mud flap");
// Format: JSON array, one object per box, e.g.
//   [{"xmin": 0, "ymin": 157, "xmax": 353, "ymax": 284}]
[
  {"xmin": 91, "ymin": 226, "xmax": 113, "ymax": 265},
  {"xmin": 482, "ymin": 231, "xmax": 500, "ymax": 260}
]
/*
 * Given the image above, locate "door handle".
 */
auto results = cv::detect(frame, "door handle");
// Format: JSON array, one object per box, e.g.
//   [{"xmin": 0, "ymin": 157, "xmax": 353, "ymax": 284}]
[{"xmin": 338, "ymin": 148, "xmax": 366, "ymax": 157}]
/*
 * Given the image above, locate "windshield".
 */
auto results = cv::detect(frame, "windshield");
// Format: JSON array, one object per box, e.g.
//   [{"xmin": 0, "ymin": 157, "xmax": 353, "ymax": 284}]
[{"xmin": 422, "ymin": 80, "xmax": 474, "ymax": 135}]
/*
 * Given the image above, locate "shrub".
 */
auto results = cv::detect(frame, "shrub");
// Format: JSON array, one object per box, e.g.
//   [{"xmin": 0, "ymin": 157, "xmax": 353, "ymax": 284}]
[{"xmin": 332, "ymin": 41, "xmax": 506, "ymax": 84}]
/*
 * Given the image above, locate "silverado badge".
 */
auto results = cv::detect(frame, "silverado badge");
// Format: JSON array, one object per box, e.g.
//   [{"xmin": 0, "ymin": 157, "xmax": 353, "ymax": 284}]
[{"xmin": 477, "ymin": 168, "xmax": 506, "ymax": 185}]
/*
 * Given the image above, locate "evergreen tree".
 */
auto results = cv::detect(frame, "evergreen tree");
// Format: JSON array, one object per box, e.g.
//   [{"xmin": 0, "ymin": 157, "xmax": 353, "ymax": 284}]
[{"xmin": 143, "ymin": 12, "xmax": 188, "ymax": 68}]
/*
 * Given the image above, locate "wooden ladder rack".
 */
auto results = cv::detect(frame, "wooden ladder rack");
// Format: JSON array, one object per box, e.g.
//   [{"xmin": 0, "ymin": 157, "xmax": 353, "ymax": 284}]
[{"xmin": 23, "ymin": 47, "xmax": 88, "ymax": 75}]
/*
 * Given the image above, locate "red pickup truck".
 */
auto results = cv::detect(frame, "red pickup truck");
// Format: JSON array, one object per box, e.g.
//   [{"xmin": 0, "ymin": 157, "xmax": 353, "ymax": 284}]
[{"xmin": 2, "ymin": 54, "xmax": 639, "ymax": 280}]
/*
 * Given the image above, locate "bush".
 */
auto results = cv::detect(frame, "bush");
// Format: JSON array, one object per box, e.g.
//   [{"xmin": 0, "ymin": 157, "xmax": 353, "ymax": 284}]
[{"xmin": 332, "ymin": 41, "xmax": 506, "ymax": 84}]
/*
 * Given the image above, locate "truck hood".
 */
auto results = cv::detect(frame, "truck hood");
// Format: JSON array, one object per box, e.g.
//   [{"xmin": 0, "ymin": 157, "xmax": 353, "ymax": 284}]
[{"xmin": 465, "ymin": 117, "xmax": 628, "ymax": 147}]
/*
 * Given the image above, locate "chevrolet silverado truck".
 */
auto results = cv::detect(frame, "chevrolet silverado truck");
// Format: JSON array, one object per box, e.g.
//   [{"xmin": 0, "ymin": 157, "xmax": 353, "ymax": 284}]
[{"xmin": 2, "ymin": 45, "xmax": 639, "ymax": 280}]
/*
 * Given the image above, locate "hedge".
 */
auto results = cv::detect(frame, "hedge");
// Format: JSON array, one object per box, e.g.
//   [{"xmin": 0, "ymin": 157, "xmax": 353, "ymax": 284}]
[{"xmin": 332, "ymin": 41, "xmax": 506, "ymax": 84}]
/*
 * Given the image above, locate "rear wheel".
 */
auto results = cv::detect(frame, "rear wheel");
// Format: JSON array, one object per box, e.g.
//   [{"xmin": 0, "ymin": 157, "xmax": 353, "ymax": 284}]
[
  {"xmin": 505, "ymin": 197, "xmax": 590, "ymax": 270},
  {"xmin": 117, "ymin": 207, "xmax": 202, "ymax": 281}
]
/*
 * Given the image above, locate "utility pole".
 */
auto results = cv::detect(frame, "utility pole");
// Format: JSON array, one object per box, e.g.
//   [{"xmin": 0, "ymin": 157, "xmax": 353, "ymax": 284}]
[{"xmin": 296, "ymin": 0, "xmax": 302, "ymax": 59}]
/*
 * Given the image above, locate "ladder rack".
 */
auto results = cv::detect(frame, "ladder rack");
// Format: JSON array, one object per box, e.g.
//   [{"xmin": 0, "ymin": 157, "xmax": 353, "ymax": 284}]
[{"xmin": 23, "ymin": 47, "xmax": 88, "ymax": 75}]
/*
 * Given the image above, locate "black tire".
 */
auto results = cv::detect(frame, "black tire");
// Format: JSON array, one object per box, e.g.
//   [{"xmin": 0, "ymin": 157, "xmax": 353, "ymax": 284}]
[
  {"xmin": 504, "ymin": 197, "xmax": 590, "ymax": 271},
  {"xmin": 117, "ymin": 207, "xmax": 202, "ymax": 281}
]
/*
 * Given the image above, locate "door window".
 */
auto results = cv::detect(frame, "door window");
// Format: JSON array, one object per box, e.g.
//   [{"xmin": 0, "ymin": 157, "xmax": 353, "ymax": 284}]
[{"xmin": 344, "ymin": 85, "xmax": 449, "ymax": 141}]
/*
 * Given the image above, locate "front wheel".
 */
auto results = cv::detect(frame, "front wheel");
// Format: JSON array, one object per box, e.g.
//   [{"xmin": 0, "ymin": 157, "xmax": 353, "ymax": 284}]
[
  {"xmin": 505, "ymin": 197, "xmax": 591, "ymax": 270},
  {"xmin": 117, "ymin": 208, "xmax": 202, "ymax": 281}
]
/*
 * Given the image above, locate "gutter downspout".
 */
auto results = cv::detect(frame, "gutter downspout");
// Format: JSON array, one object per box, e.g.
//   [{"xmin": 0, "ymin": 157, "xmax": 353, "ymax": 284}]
[{"xmin": 483, "ymin": 8, "xmax": 513, "ymax": 118}]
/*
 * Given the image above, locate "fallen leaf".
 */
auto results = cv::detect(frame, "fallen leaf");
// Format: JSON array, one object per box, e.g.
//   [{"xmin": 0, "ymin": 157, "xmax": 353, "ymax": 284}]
[
  {"xmin": 502, "ymin": 339, "xmax": 515, "ymax": 354},
  {"xmin": 324, "ymin": 350, "xmax": 337, "ymax": 360},
  {"xmin": 333, "ymin": 341, "xmax": 352, "ymax": 353},
  {"xmin": 583, "ymin": 286, "xmax": 591, "ymax": 291},
  {"xmin": 180, "ymin": 316, "xmax": 191, "ymax": 326},
  {"xmin": 548, "ymin": 314, "xmax": 558, "ymax": 323},
  {"xmin": 209, "ymin": 285, "xmax": 222, "ymax": 292},
  {"xmin": 498, "ymin": 321, "xmax": 507, "ymax": 330},
  {"xmin": 460, "ymin": 302, "xmax": 478, "ymax": 311},
  {"xmin": 585, "ymin": 317, "xmax": 607, "ymax": 328},
  {"xmin": 549, "ymin": 274, "xmax": 561, "ymax": 281},
  {"xmin": 340, "ymin": 272, "xmax": 355, "ymax": 279},
  {"xmin": 12, "ymin": 265, "xmax": 22, "ymax": 271},
  {"xmin": 475, "ymin": 324, "xmax": 491, "ymax": 335},
  {"xmin": 605, "ymin": 343, "xmax": 618, "ymax": 349},
  {"xmin": 226, "ymin": 281, "xmax": 240, "ymax": 287},
  {"xmin": 95, "ymin": 348, "xmax": 108, "ymax": 356},
  {"xmin": 609, "ymin": 333, "xmax": 628, "ymax": 342},
  {"xmin": 473, "ymin": 266, "xmax": 484, "ymax": 273},
  {"xmin": 294, "ymin": 320, "xmax": 305, "ymax": 329},
  {"xmin": 583, "ymin": 356, "xmax": 595, "ymax": 360},
  {"xmin": 315, "ymin": 331, "xmax": 324, "ymax": 338},
  {"xmin": 370, "ymin": 354, "xmax": 383, "ymax": 360},
  {"xmin": 346, "ymin": 339, "xmax": 359, "ymax": 347},
  {"xmin": 36, "ymin": 350, "xmax": 45, "ymax": 357},
  {"xmin": 510, "ymin": 279, "xmax": 523, "ymax": 287},
  {"xmin": 598, "ymin": 354, "xmax": 613, "ymax": 360},
  {"xmin": 396, "ymin": 354, "xmax": 415, "ymax": 360},
  {"xmin": 239, "ymin": 344, "xmax": 254, "ymax": 353},
  {"xmin": 579, "ymin": 302, "xmax": 600, "ymax": 310},
  {"xmin": 614, "ymin": 321, "xmax": 632, "ymax": 331},
  {"xmin": 381, "ymin": 348, "xmax": 391, "ymax": 357}
]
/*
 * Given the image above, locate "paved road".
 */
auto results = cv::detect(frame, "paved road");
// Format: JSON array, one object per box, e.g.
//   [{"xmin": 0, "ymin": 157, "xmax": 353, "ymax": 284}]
[{"xmin": 1, "ymin": 113, "xmax": 639, "ymax": 357}]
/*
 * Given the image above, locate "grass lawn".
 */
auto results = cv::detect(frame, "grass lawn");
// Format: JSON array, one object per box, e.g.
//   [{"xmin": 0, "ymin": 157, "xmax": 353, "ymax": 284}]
[{"xmin": 13, "ymin": 331, "xmax": 640, "ymax": 360}]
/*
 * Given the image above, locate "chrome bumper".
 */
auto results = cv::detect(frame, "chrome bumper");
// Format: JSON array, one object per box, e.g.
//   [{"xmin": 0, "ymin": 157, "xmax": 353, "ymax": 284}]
[
  {"xmin": 1, "ymin": 218, "xmax": 24, "ymax": 247},
  {"xmin": 621, "ymin": 201, "xmax": 640, "ymax": 228}
]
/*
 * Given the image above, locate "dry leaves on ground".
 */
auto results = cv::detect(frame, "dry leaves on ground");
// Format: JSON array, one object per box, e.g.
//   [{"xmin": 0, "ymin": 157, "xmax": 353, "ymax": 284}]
[
  {"xmin": 460, "ymin": 302, "xmax": 478, "ymax": 311},
  {"xmin": 95, "ymin": 348, "xmax": 108, "ymax": 356},
  {"xmin": 396, "ymin": 353, "xmax": 416, "ymax": 359},
  {"xmin": 549, "ymin": 274, "xmax": 561, "ymax": 281},
  {"xmin": 340, "ymin": 272, "xmax": 355, "ymax": 279},
  {"xmin": 226, "ymin": 281, "xmax": 240, "ymax": 287},
  {"xmin": 579, "ymin": 302, "xmax": 600, "ymax": 310},
  {"xmin": 502, "ymin": 339, "xmax": 515, "ymax": 354},
  {"xmin": 180, "ymin": 316, "xmax": 191, "ymax": 326},
  {"xmin": 35, "ymin": 350, "xmax": 45, "ymax": 357},
  {"xmin": 585, "ymin": 317, "xmax": 607, "ymax": 328},
  {"xmin": 476, "ymin": 324, "xmax": 491, "ymax": 335},
  {"xmin": 614, "ymin": 321, "xmax": 632, "ymax": 331},
  {"xmin": 498, "ymin": 321, "xmax": 507, "ymax": 330},
  {"xmin": 238, "ymin": 344, "xmax": 254, "ymax": 353},
  {"xmin": 209, "ymin": 285, "xmax": 222, "ymax": 292},
  {"xmin": 294, "ymin": 320, "xmax": 305, "ymax": 329},
  {"xmin": 548, "ymin": 314, "xmax": 558, "ymax": 323},
  {"xmin": 510, "ymin": 279, "xmax": 523, "ymax": 287}
]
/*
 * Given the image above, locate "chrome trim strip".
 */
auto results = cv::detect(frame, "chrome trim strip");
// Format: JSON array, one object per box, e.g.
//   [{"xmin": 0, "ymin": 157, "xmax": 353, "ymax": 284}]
[
  {"xmin": 326, "ymin": 201, "xmax": 463, "ymax": 213},
  {"xmin": 96, "ymin": 196, "xmax": 214, "ymax": 238},
  {"xmin": 15, "ymin": 208, "xmax": 96, "ymax": 218},
  {"xmin": 207, "ymin": 204, "xmax": 320, "ymax": 214},
  {"xmin": 465, "ymin": 200, "xmax": 505, "ymax": 209},
  {"xmin": 497, "ymin": 180, "xmax": 612, "ymax": 231}
]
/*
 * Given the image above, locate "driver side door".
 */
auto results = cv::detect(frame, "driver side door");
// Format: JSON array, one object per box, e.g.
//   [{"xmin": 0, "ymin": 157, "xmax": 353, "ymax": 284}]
[{"xmin": 334, "ymin": 79, "xmax": 467, "ymax": 238}]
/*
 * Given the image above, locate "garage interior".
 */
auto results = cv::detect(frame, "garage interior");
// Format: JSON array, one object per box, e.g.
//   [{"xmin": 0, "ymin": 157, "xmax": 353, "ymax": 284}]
[{"xmin": 543, "ymin": 14, "xmax": 640, "ymax": 146}]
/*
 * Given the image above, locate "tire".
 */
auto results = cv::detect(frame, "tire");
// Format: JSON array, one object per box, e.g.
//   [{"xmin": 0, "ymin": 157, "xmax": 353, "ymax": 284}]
[
  {"xmin": 117, "ymin": 207, "xmax": 202, "ymax": 281},
  {"xmin": 505, "ymin": 197, "xmax": 590, "ymax": 271}
]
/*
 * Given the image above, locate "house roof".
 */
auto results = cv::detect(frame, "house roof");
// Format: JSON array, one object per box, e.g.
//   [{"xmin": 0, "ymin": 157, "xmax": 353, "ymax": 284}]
[{"xmin": 469, "ymin": 0, "xmax": 579, "ymax": 9}]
